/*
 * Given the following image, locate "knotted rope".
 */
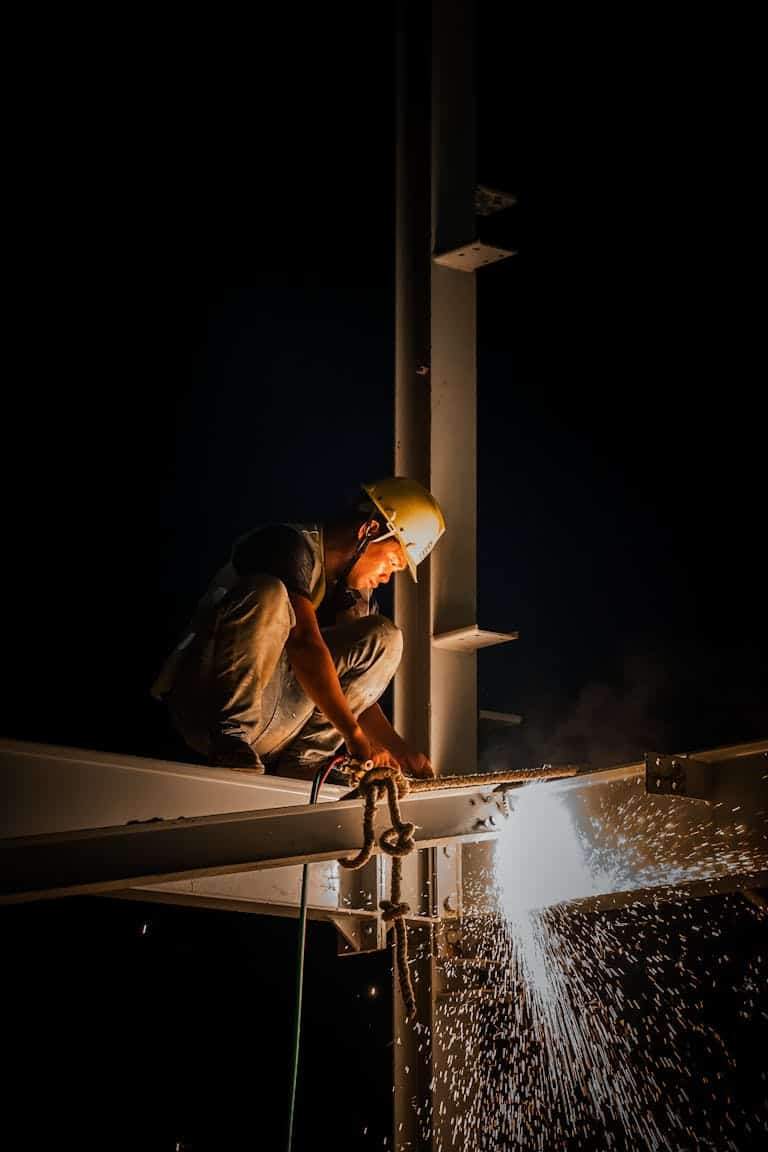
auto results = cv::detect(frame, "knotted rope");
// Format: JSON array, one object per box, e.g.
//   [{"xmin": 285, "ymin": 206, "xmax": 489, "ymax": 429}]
[
  {"xmin": 337, "ymin": 762, "xmax": 418, "ymax": 1021},
  {"xmin": 333, "ymin": 759, "xmax": 582, "ymax": 1022}
]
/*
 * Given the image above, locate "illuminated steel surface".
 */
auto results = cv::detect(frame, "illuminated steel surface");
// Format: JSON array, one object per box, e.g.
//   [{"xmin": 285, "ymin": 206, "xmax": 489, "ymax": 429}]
[
  {"xmin": 486, "ymin": 745, "xmax": 768, "ymax": 918},
  {"xmin": 0, "ymin": 781, "xmax": 501, "ymax": 904}
]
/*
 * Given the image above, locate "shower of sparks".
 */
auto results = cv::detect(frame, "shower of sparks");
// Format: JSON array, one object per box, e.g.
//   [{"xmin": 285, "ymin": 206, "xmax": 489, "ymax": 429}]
[{"xmin": 398, "ymin": 779, "xmax": 768, "ymax": 1151}]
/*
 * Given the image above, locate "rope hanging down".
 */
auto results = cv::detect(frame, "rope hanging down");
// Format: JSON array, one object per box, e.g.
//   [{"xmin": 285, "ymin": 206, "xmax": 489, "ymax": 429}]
[
  {"xmin": 334, "ymin": 759, "xmax": 581, "ymax": 1022},
  {"xmin": 337, "ymin": 763, "xmax": 418, "ymax": 1021}
]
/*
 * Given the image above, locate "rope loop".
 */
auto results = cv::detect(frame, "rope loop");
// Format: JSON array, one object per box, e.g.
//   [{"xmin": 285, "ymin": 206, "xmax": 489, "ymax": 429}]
[{"xmin": 336, "ymin": 760, "xmax": 418, "ymax": 1020}]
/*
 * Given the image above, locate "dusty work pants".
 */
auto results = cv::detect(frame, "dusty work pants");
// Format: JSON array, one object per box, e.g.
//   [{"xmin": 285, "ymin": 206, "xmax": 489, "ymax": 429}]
[{"xmin": 167, "ymin": 573, "xmax": 403, "ymax": 775}]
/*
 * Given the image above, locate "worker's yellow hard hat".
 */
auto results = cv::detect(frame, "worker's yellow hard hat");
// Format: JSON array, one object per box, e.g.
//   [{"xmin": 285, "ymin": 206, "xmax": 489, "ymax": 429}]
[{"xmin": 361, "ymin": 477, "xmax": 446, "ymax": 582}]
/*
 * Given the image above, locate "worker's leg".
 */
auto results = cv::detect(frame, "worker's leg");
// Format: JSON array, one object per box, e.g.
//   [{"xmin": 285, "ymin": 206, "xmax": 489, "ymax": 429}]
[
  {"xmin": 168, "ymin": 574, "xmax": 294, "ymax": 769},
  {"xmin": 261, "ymin": 614, "xmax": 403, "ymax": 778}
]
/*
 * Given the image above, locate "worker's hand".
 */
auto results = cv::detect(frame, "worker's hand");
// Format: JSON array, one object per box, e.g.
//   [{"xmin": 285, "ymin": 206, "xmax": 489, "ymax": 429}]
[
  {"xmin": 367, "ymin": 743, "xmax": 400, "ymax": 770},
  {"xmin": 344, "ymin": 725, "xmax": 373, "ymax": 765},
  {"xmin": 395, "ymin": 749, "xmax": 435, "ymax": 780}
]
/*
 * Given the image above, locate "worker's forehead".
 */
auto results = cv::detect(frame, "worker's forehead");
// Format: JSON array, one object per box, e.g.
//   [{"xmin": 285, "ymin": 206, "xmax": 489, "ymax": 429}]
[
  {"xmin": 390, "ymin": 538, "xmax": 408, "ymax": 564},
  {"xmin": 370, "ymin": 534, "xmax": 406, "ymax": 559}
]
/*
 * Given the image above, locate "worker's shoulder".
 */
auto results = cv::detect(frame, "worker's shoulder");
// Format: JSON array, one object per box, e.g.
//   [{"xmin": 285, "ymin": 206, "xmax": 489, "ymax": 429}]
[
  {"xmin": 232, "ymin": 522, "xmax": 315, "ymax": 570},
  {"xmin": 235, "ymin": 520, "xmax": 312, "ymax": 544},
  {"xmin": 244, "ymin": 521, "xmax": 309, "ymax": 539}
]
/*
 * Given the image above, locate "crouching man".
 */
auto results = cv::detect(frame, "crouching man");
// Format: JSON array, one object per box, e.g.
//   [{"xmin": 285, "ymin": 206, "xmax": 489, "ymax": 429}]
[{"xmin": 152, "ymin": 477, "xmax": 445, "ymax": 780}]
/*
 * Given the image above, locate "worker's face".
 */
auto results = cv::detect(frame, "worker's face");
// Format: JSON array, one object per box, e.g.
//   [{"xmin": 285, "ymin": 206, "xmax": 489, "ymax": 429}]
[{"xmin": 347, "ymin": 529, "xmax": 408, "ymax": 590}]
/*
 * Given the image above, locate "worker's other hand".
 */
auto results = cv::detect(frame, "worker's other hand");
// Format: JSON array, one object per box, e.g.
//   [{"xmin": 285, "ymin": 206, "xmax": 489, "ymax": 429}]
[
  {"xmin": 361, "ymin": 749, "xmax": 393, "ymax": 770},
  {"xmin": 395, "ymin": 750, "xmax": 435, "ymax": 780}
]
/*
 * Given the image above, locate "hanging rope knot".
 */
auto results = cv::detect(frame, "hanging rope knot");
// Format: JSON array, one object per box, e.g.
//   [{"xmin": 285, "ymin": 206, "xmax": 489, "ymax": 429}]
[
  {"xmin": 360, "ymin": 761, "xmax": 410, "ymax": 794},
  {"xmin": 379, "ymin": 821, "xmax": 416, "ymax": 857},
  {"xmin": 379, "ymin": 898, "xmax": 411, "ymax": 923},
  {"xmin": 338, "ymin": 762, "xmax": 411, "ymax": 871},
  {"xmin": 337, "ymin": 761, "xmax": 418, "ymax": 1021}
]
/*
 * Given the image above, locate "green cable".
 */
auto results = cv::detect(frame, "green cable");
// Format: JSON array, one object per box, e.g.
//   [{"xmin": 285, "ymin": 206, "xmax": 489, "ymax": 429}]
[{"xmin": 286, "ymin": 764, "xmax": 330, "ymax": 1152}]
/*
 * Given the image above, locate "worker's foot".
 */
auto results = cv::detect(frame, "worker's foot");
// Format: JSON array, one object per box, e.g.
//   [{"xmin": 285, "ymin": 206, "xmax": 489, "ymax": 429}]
[{"xmin": 208, "ymin": 733, "xmax": 265, "ymax": 773}]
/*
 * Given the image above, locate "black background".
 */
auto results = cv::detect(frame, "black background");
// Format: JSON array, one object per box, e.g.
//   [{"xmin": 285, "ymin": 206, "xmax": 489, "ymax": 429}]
[{"xmin": 3, "ymin": 6, "xmax": 766, "ymax": 1150}]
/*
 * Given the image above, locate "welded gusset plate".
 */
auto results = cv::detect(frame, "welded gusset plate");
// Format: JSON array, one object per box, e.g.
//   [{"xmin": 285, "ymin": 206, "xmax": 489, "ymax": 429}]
[
  {"xmin": 331, "ymin": 912, "xmax": 387, "ymax": 955},
  {"xmin": 646, "ymin": 751, "xmax": 768, "ymax": 806},
  {"xmin": 0, "ymin": 787, "xmax": 504, "ymax": 905},
  {"xmin": 432, "ymin": 241, "xmax": 515, "ymax": 271}
]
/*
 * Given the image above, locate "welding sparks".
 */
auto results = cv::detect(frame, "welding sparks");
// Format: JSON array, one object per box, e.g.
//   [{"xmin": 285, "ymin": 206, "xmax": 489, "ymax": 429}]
[
  {"xmin": 485, "ymin": 784, "xmax": 673, "ymax": 1147},
  {"xmin": 495, "ymin": 783, "xmax": 621, "ymax": 917},
  {"xmin": 411, "ymin": 779, "xmax": 768, "ymax": 1151}
]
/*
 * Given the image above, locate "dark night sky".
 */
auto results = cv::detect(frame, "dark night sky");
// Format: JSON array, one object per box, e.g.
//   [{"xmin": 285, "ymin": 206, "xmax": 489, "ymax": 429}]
[
  {"xmin": 3, "ymin": 8, "xmax": 766, "ymax": 1152},
  {"xmin": 4, "ymin": 9, "xmax": 765, "ymax": 763}
]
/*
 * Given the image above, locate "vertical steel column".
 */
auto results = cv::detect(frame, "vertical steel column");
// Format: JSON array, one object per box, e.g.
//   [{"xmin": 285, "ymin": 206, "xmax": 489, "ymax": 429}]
[
  {"xmin": 430, "ymin": 265, "xmax": 477, "ymax": 775},
  {"xmin": 394, "ymin": 5, "xmax": 436, "ymax": 1149},
  {"xmin": 393, "ymin": 3, "xmax": 480, "ymax": 1146},
  {"xmin": 429, "ymin": 4, "xmax": 480, "ymax": 1145},
  {"xmin": 394, "ymin": 0, "xmax": 432, "ymax": 757},
  {"xmin": 430, "ymin": 0, "xmax": 478, "ymax": 777}
]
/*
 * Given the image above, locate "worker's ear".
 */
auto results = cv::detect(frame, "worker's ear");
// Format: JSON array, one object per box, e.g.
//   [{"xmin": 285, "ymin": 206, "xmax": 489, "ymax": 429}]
[{"xmin": 358, "ymin": 519, "xmax": 381, "ymax": 540}]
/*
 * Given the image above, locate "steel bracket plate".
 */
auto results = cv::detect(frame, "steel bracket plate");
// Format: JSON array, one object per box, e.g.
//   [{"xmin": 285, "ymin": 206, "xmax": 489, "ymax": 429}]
[
  {"xmin": 432, "ymin": 241, "xmax": 515, "ymax": 271},
  {"xmin": 646, "ymin": 750, "xmax": 768, "ymax": 805}
]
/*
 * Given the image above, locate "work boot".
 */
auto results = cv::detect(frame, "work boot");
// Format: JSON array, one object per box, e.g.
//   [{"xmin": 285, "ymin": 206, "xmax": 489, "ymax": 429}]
[{"xmin": 208, "ymin": 732, "xmax": 265, "ymax": 773}]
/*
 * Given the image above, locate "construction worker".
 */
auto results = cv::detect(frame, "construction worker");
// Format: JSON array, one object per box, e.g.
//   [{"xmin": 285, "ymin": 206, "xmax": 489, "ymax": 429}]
[{"xmin": 152, "ymin": 478, "xmax": 445, "ymax": 780}]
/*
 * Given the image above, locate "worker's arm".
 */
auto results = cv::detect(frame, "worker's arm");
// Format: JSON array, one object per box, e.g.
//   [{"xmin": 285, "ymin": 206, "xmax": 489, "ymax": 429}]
[
  {"xmin": 285, "ymin": 593, "xmax": 371, "ymax": 762},
  {"xmin": 358, "ymin": 701, "xmax": 435, "ymax": 779}
]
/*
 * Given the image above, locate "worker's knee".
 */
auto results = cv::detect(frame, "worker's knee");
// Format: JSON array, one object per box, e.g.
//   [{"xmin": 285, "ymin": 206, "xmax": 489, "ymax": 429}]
[
  {"xmin": 239, "ymin": 571, "xmax": 291, "ymax": 606},
  {"xmin": 362, "ymin": 614, "xmax": 403, "ymax": 665}
]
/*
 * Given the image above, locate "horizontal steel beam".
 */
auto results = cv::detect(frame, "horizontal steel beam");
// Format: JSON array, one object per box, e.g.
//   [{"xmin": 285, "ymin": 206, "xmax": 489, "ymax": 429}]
[
  {"xmin": 2, "ymin": 738, "xmax": 764, "ymax": 911},
  {"xmin": 0, "ymin": 787, "xmax": 503, "ymax": 905},
  {"xmin": 559, "ymin": 869, "xmax": 768, "ymax": 915}
]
